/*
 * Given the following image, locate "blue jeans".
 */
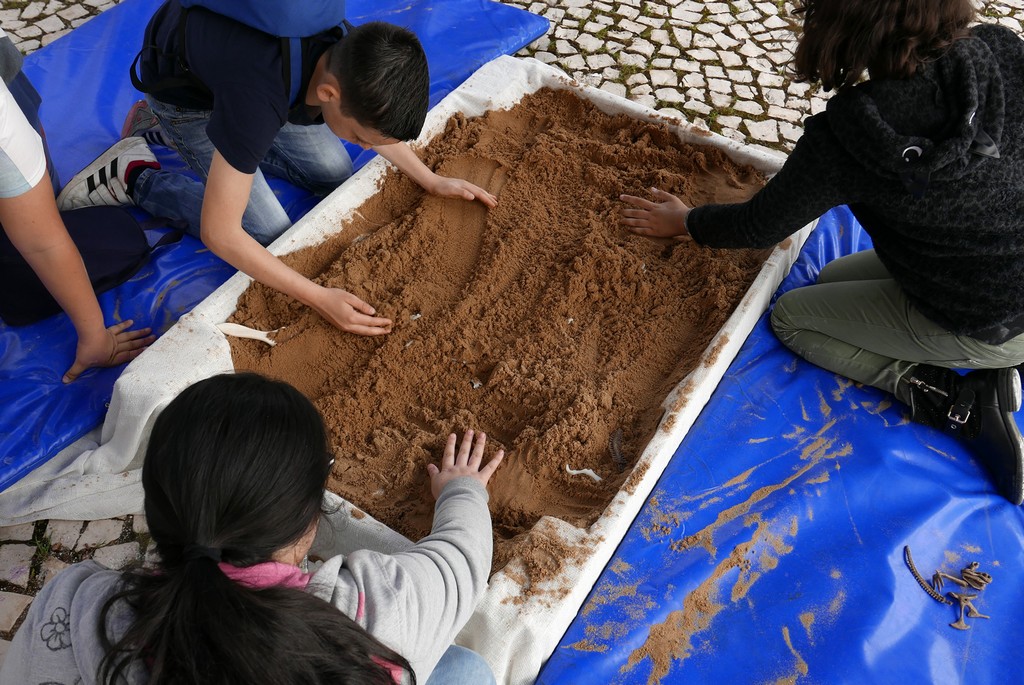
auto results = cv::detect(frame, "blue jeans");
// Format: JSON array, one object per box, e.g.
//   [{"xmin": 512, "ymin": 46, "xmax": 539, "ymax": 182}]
[
  {"xmin": 425, "ymin": 646, "xmax": 496, "ymax": 685},
  {"xmin": 133, "ymin": 97, "xmax": 353, "ymax": 245}
]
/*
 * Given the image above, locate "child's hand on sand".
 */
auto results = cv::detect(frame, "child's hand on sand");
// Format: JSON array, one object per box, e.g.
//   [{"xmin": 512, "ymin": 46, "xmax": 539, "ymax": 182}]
[
  {"xmin": 427, "ymin": 175, "xmax": 498, "ymax": 208},
  {"xmin": 427, "ymin": 429, "xmax": 504, "ymax": 499},
  {"xmin": 620, "ymin": 187, "xmax": 692, "ymax": 239},
  {"xmin": 310, "ymin": 287, "xmax": 393, "ymax": 336}
]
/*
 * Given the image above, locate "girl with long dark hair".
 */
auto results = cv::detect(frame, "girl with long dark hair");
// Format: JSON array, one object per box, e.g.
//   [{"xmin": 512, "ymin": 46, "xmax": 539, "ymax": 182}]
[
  {"xmin": 2, "ymin": 372, "xmax": 503, "ymax": 683},
  {"xmin": 621, "ymin": 0, "xmax": 1024, "ymax": 505}
]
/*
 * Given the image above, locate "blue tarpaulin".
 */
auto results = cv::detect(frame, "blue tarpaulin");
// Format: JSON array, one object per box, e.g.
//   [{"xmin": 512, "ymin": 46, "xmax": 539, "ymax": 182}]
[
  {"xmin": 4, "ymin": 2, "xmax": 1022, "ymax": 682},
  {"xmin": 537, "ymin": 207, "xmax": 1024, "ymax": 685},
  {"xmin": 0, "ymin": 0, "xmax": 549, "ymax": 491}
]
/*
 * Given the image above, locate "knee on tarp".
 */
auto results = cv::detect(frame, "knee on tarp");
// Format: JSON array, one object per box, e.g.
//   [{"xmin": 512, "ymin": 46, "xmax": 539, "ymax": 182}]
[{"xmin": 0, "ymin": 206, "xmax": 179, "ymax": 325}]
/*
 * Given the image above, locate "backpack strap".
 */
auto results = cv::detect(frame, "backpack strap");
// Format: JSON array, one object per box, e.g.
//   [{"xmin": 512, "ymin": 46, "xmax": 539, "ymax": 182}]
[
  {"xmin": 281, "ymin": 21, "xmax": 350, "ymax": 107},
  {"xmin": 130, "ymin": 7, "xmax": 212, "ymax": 99}
]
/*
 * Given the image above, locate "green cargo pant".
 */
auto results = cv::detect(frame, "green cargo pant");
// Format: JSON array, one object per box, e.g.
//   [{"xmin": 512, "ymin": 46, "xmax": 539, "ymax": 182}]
[{"xmin": 770, "ymin": 250, "xmax": 1024, "ymax": 405}]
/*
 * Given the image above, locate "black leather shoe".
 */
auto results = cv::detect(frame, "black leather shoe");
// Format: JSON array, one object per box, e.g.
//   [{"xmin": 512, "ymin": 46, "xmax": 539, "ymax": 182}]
[{"xmin": 961, "ymin": 368, "xmax": 1024, "ymax": 505}]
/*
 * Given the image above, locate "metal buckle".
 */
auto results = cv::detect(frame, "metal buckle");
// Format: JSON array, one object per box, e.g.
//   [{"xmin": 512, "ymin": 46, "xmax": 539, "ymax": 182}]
[{"xmin": 948, "ymin": 408, "xmax": 970, "ymax": 425}]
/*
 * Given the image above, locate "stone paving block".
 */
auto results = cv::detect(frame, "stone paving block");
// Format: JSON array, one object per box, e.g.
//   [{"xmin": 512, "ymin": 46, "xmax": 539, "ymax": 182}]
[
  {"xmin": 708, "ymin": 78, "xmax": 732, "ymax": 94},
  {"xmin": 0, "ymin": 592, "xmax": 32, "ymax": 633},
  {"xmin": 718, "ymin": 50, "xmax": 743, "ymax": 67},
  {"xmin": 683, "ymin": 99, "xmax": 711, "ymax": 115},
  {"xmin": 739, "ymin": 42, "xmax": 766, "ymax": 58},
  {"xmin": 746, "ymin": 118, "xmax": 780, "ymax": 143},
  {"xmin": 734, "ymin": 100, "xmax": 765, "ymax": 116},
  {"xmin": 58, "ymin": 4, "xmax": 89, "ymax": 20},
  {"xmin": 46, "ymin": 520, "xmax": 82, "ymax": 551},
  {"xmin": 728, "ymin": 24, "xmax": 751, "ymax": 41},
  {"xmin": 35, "ymin": 15, "xmax": 65, "ymax": 33},
  {"xmin": 734, "ymin": 85, "xmax": 756, "ymax": 99},
  {"xmin": 77, "ymin": 519, "xmax": 125, "ymax": 549},
  {"xmin": 131, "ymin": 516, "xmax": 149, "ymax": 536},
  {"xmin": 92, "ymin": 542, "xmax": 141, "ymax": 570},
  {"xmin": 0, "ymin": 544, "xmax": 34, "ymax": 588},
  {"xmin": 615, "ymin": 6, "xmax": 639, "ymax": 21},
  {"xmin": 39, "ymin": 556, "xmax": 70, "ymax": 588},
  {"xmin": 617, "ymin": 51, "xmax": 645, "ymax": 67},
  {"xmin": 779, "ymin": 120, "xmax": 803, "ymax": 142},
  {"xmin": 0, "ymin": 638, "xmax": 9, "ymax": 668},
  {"xmin": 659, "ymin": 45, "xmax": 679, "ymax": 58},
  {"xmin": 577, "ymin": 33, "xmax": 603, "ymax": 52},
  {"xmin": 599, "ymin": 81, "xmax": 626, "ymax": 98},
  {"xmin": 618, "ymin": 18, "xmax": 644, "ymax": 33},
  {"xmin": 653, "ymin": 87, "xmax": 684, "ymax": 103},
  {"xmin": 768, "ymin": 105, "xmax": 803, "ymax": 122},
  {"xmin": 628, "ymin": 37, "xmax": 654, "ymax": 57},
  {"xmin": 41, "ymin": 29, "xmax": 70, "ymax": 46},
  {"xmin": 15, "ymin": 25, "xmax": 43, "ymax": 39},
  {"xmin": 712, "ymin": 35, "xmax": 740, "ymax": 52},
  {"xmin": 649, "ymin": 29, "xmax": 670, "ymax": 45},
  {"xmin": 650, "ymin": 69, "xmax": 677, "ymax": 87},
  {"xmin": 717, "ymin": 115, "xmax": 742, "ymax": 130},
  {"xmin": 632, "ymin": 93, "xmax": 657, "ymax": 108},
  {"xmin": 695, "ymin": 22, "xmax": 724, "ymax": 35},
  {"xmin": 561, "ymin": 54, "xmax": 585, "ymax": 70},
  {"xmin": 635, "ymin": 15, "xmax": 664, "ymax": 28},
  {"xmin": 0, "ymin": 524, "xmax": 35, "ymax": 542},
  {"xmin": 710, "ymin": 91, "xmax": 733, "ymax": 108},
  {"xmin": 671, "ymin": 27, "xmax": 692, "ymax": 48},
  {"xmin": 21, "ymin": 2, "xmax": 45, "ymax": 20},
  {"xmin": 585, "ymin": 53, "xmax": 615, "ymax": 69},
  {"xmin": 625, "ymin": 73, "xmax": 647, "ymax": 86},
  {"xmin": 687, "ymin": 47, "xmax": 716, "ymax": 62}
]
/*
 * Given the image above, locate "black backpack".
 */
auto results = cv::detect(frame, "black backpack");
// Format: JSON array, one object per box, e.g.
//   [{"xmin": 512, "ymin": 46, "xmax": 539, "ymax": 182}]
[
  {"xmin": 0, "ymin": 206, "xmax": 178, "ymax": 326},
  {"xmin": 130, "ymin": 0, "xmax": 350, "ymax": 107}
]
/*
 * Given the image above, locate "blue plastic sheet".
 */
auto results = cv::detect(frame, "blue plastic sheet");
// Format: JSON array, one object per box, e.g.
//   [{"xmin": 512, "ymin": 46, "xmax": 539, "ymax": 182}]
[
  {"xmin": 0, "ymin": 0, "xmax": 548, "ymax": 491},
  {"xmin": 538, "ymin": 207, "xmax": 1024, "ymax": 685}
]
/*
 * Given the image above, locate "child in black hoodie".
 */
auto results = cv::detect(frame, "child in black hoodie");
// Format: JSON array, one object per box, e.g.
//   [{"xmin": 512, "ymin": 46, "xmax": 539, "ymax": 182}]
[{"xmin": 621, "ymin": 0, "xmax": 1024, "ymax": 505}]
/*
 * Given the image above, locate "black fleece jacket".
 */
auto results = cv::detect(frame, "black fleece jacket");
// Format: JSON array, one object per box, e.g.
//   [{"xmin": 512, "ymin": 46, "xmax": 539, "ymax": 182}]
[{"xmin": 688, "ymin": 24, "xmax": 1024, "ymax": 344}]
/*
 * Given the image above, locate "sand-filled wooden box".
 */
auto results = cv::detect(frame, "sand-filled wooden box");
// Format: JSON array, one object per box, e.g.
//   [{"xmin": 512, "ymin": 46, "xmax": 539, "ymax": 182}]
[{"xmin": 98, "ymin": 57, "xmax": 812, "ymax": 684}]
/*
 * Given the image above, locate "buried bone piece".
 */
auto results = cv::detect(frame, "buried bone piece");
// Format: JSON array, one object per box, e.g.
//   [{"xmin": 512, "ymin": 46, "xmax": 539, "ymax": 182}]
[
  {"xmin": 216, "ymin": 322, "xmax": 280, "ymax": 346},
  {"xmin": 904, "ymin": 545, "xmax": 993, "ymax": 629}
]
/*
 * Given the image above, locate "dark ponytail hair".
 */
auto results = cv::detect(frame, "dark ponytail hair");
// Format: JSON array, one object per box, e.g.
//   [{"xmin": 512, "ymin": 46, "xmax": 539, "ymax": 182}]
[
  {"xmin": 98, "ymin": 372, "xmax": 414, "ymax": 684},
  {"xmin": 791, "ymin": 0, "xmax": 976, "ymax": 90}
]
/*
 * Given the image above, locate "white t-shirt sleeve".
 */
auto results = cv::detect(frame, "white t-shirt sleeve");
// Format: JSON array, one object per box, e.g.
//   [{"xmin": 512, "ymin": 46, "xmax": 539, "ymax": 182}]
[{"xmin": 0, "ymin": 77, "xmax": 47, "ymax": 198}]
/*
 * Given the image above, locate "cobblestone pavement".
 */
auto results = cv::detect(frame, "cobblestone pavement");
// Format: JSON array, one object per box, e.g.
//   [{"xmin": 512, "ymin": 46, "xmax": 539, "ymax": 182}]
[{"xmin": 1, "ymin": 0, "xmax": 1023, "ymax": 667}]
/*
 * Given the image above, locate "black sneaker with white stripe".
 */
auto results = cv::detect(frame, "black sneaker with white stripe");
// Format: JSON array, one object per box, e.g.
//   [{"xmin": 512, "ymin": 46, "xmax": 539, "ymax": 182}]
[{"xmin": 56, "ymin": 137, "xmax": 160, "ymax": 211}]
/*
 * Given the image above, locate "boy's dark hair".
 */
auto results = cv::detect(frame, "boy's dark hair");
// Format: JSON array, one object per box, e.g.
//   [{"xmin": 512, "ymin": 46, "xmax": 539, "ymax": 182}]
[
  {"xmin": 327, "ymin": 21, "xmax": 429, "ymax": 141},
  {"xmin": 792, "ymin": 0, "xmax": 976, "ymax": 91},
  {"xmin": 98, "ymin": 372, "xmax": 415, "ymax": 684}
]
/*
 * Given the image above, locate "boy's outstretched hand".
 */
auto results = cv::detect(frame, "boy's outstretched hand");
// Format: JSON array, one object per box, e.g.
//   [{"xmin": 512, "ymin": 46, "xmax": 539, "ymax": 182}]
[
  {"xmin": 620, "ymin": 187, "xmax": 692, "ymax": 239},
  {"xmin": 427, "ymin": 429, "xmax": 505, "ymax": 499},
  {"xmin": 63, "ymin": 319, "xmax": 155, "ymax": 384},
  {"xmin": 427, "ymin": 175, "xmax": 498, "ymax": 208},
  {"xmin": 311, "ymin": 286, "xmax": 393, "ymax": 336}
]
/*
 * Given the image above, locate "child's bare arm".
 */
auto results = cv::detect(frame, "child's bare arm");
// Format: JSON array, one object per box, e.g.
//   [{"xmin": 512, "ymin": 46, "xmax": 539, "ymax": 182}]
[
  {"xmin": 374, "ymin": 141, "xmax": 498, "ymax": 208},
  {"xmin": 200, "ymin": 152, "xmax": 393, "ymax": 335}
]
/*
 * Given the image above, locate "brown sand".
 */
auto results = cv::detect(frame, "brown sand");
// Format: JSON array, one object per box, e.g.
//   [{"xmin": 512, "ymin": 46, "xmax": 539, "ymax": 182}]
[{"xmin": 229, "ymin": 87, "xmax": 769, "ymax": 575}]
